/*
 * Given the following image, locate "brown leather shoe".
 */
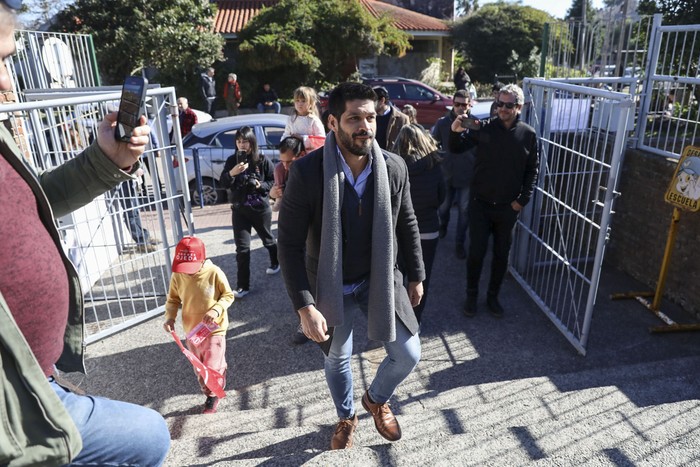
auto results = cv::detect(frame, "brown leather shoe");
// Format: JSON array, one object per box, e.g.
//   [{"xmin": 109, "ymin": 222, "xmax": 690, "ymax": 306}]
[
  {"xmin": 361, "ymin": 391, "xmax": 402, "ymax": 441},
  {"xmin": 330, "ymin": 415, "xmax": 358, "ymax": 450}
]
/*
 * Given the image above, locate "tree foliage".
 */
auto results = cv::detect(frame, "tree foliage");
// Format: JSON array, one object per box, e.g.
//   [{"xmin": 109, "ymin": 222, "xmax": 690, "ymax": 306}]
[
  {"xmin": 236, "ymin": 0, "xmax": 410, "ymax": 95},
  {"xmin": 637, "ymin": 0, "xmax": 700, "ymax": 25},
  {"xmin": 565, "ymin": 0, "xmax": 595, "ymax": 21},
  {"xmin": 51, "ymin": 0, "xmax": 224, "ymax": 99},
  {"xmin": 452, "ymin": 2, "xmax": 554, "ymax": 83}
]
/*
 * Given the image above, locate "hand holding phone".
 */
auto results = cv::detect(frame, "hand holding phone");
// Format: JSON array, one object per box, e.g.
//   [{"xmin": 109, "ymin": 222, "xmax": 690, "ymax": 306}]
[
  {"xmin": 115, "ymin": 76, "xmax": 148, "ymax": 142},
  {"xmin": 236, "ymin": 150, "xmax": 248, "ymax": 165},
  {"xmin": 460, "ymin": 116, "xmax": 481, "ymax": 131}
]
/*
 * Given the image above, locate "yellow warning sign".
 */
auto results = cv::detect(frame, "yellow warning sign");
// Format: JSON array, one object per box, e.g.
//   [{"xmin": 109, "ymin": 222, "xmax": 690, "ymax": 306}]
[{"xmin": 665, "ymin": 145, "xmax": 700, "ymax": 212}]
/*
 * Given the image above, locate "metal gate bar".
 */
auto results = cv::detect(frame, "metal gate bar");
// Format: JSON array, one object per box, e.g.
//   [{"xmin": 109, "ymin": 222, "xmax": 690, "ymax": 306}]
[
  {"xmin": 511, "ymin": 79, "xmax": 633, "ymax": 354},
  {"xmin": 1, "ymin": 88, "xmax": 192, "ymax": 344}
]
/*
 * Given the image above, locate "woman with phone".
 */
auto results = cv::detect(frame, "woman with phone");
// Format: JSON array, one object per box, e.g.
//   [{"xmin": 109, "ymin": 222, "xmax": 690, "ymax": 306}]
[{"xmin": 219, "ymin": 126, "xmax": 279, "ymax": 297}]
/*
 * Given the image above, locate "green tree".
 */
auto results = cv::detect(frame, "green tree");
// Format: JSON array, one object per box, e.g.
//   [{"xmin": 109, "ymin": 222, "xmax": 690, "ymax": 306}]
[
  {"xmin": 236, "ymin": 0, "xmax": 410, "ymax": 96},
  {"xmin": 451, "ymin": 2, "xmax": 554, "ymax": 83},
  {"xmin": 565, "ymin": 0, "xmax": 594, "ymax": 21},
  {"xmin": 638, "ymin": 0, "xmax": 700, "ymax": 24},
  {"xmin": 51, "ymin": 0, "xmax": 224, "ymax": 102}
]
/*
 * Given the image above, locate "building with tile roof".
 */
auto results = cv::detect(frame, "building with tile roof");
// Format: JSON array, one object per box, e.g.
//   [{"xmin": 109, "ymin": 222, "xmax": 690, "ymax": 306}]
[{"xmin": 213, "ymin": 0, "xmax": 454, "ymax": 80}]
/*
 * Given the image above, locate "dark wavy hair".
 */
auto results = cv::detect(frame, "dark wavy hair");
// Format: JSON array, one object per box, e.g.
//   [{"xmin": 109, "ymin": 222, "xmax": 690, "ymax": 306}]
[
  {"xmin": 235, "ymin": 126, "xmax": 260, "ymax": 163},
  {"xmin": 328, "ymin": 82, "xmax": 377, "ymax": 122}
]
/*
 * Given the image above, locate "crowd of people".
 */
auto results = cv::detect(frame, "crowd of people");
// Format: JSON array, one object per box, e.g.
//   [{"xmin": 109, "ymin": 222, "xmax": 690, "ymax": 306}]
[{"xmin": 1, "ymin": 0, "xmax": 538, "ymax": 457}]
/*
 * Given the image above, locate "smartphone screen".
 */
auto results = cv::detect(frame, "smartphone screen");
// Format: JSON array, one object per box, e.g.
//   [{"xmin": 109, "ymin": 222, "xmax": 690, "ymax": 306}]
[{"xmin": 115, "ymin": 76, "xmax": 148, "ymax": 142}]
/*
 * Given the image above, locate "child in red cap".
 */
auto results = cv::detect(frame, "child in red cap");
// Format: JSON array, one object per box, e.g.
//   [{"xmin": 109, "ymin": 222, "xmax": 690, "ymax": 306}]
[{"xmin": 163, "ymin": 236, "xmax": 234, "ymax": 413}]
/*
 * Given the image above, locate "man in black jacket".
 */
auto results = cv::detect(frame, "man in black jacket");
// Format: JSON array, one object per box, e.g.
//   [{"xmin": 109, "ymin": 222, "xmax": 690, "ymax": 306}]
[{"xmin": 449, "ymin": 84, "xmax": 539, "ymax": 318}]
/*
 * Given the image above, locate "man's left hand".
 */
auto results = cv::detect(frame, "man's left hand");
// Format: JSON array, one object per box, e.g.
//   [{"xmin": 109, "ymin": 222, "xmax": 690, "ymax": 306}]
[
  {"xmin": 511, "ymin": 200, "xmax": 523, "ymax": 211},
  {"xmin": 408, "ymin": 281, "xmax": 424, "ymax": 307},
  {"xmin": 97, "ymin": 112, "xmax": 151, "ymax": 170}
]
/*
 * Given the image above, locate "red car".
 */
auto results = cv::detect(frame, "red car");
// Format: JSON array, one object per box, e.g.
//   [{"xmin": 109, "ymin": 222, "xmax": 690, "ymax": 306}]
[{"xmin": 319, "ymin": 77, "xmax": 453, "ymax": 128}]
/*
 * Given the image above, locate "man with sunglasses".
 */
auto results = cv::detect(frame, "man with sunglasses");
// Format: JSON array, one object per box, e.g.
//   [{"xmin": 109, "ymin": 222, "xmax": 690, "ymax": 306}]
[
  {"xmin": 449, "ymin": 84, "xmax": 539, "ymax": 318},
  {"xmin": 431, "ymin": 89, "xmax": 476, "ymax": 259}
]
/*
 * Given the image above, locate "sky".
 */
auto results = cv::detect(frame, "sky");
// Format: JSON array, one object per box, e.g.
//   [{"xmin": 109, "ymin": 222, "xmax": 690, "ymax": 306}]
[{"xmin": 478, "ymin": 0, "xmax": 606, "ymax": 20}]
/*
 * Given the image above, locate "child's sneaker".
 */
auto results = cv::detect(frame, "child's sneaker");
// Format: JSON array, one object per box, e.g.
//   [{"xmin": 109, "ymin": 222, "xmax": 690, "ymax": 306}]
[
  {"xmin": 203, "ymin": 396, "xmax": 219, "ymax": 414},
  {"xmin": 234, "ymin": 288, "xmax": 249, "ymax": 298},
  {"xmin": 266, "ymin": 264, "xmax": 280, "ymax": 275}
]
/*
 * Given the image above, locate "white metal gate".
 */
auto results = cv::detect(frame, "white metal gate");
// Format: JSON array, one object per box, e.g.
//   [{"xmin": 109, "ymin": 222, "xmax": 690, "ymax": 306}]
[
  {"xmin": 2, "ymin": 87, "xmax": 194, "ymax": 343},
  {"xmin": 511, "ymin": 78, "xmax": 634, "ymax": 354}
]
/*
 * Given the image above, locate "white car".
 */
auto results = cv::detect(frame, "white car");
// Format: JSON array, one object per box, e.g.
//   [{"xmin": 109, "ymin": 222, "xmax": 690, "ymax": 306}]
[{"xmin": 173, "ymin": 113, "xmax": 288, "ymax": 205}]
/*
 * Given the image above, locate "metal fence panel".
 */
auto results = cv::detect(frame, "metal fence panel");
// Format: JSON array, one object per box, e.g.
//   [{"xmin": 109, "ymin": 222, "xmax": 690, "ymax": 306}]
[
  {"xmin": 512, "ymin": 79, "xmax": 633, "ymax": 354},
  {"xmin": 543, "ymin": 15, "xmax": 700, "ymax": 160},
  {"xmin": 1, "ymin": 88, "xmax": 193, "ymax": 343},
  {"xmin": 636, "ymin": 18, "xmax": 700, "ymax": 158}
]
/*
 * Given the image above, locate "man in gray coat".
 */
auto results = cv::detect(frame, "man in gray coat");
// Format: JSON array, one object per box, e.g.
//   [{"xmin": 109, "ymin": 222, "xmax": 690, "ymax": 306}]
[{"xmin": 278, "ymin": 82, "xmax": 425, "ymax": 451}]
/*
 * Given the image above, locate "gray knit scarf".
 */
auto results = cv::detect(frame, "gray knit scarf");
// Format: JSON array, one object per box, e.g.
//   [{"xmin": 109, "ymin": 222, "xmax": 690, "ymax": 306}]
[{"xmin": 316, "ymin": 132, "xmax": 396, "ymax": 342}]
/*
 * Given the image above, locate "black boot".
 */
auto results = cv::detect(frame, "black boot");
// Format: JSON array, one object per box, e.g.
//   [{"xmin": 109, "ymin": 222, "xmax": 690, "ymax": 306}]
[
  {"xmin": 463, "ymin": 289, "xmax": 478, "ymax": 317},
  {"xmin": 486, "ymin": 293, "xmax": 504, "ymax": 318}
]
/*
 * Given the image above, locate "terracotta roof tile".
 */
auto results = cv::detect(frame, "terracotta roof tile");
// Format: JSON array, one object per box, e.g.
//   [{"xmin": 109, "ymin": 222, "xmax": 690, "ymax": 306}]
[
  {"xmin": 359, "ymin": 0, "xmax": 449, "ymax": 32},
  {"xmin": 214, "ymin": 0, "xmax": 449, "ymax": 35}
]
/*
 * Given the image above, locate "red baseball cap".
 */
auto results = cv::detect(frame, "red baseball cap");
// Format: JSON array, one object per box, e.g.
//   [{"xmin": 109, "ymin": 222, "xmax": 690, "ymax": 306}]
[{"xmin": 172, "ymin": 236, "xmax": 206, "ymax": 274}]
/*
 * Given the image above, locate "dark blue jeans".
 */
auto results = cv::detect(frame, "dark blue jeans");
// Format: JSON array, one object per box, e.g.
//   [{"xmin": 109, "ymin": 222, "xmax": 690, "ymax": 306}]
[
  {"xmin": 50, "ymin": 379, "xmax": 170, "ymax": 466},
  {"xmin": 438, "ymin": 186, "xmax": 470, "ymax": 246},
  {"xmin": 466, "ymin": 198, "xmax": 519, "ymax": 296}
]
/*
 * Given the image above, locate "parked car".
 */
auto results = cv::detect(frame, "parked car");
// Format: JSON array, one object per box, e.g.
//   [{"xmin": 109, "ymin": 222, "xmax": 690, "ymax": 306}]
[
  {"xmin": 319, "ymin": 77, "xmax": 453, "ymax": 128},
  {"xmin": 172, "ymin": 113, "xmax": 287, "ymax": 205}
]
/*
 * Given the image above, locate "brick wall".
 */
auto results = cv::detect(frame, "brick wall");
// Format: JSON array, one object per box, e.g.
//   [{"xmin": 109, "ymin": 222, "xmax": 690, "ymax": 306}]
[{"xmin": 606, "ymin": 148, "xmax": 700, "ymax": 320}]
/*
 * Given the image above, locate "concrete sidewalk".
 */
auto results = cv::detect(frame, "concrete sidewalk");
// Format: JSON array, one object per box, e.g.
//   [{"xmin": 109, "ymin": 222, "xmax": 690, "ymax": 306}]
[{"xmin": 66, "ymin": 204, "xmax": 700, "ymax": 466}]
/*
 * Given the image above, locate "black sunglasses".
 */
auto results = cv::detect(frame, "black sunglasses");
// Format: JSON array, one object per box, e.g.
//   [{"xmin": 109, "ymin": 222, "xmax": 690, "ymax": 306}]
[
  {"xmin": 453, "ymin": 102, "xmax": 470, "ymax": 108},
  {"xmin": 495, "ymin": 101, "xmax": 517, "ymax": 109}
]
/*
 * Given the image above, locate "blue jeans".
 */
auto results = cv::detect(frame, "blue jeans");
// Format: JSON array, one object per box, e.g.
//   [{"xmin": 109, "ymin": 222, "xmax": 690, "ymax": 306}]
[
  {"xmin": 438, "ymin": 186, "xmax": 470, "ymax": 246},
  {"xmin": 324, "ymin": 281, "xmax": 421, "ymax": 419},
  {"xmin": 257, "ymin": 102, "xmax": 281, "ymax": 114},
  {"xmin": 50, "ymin": 379, "xmax": 170, "ymax": 466}
]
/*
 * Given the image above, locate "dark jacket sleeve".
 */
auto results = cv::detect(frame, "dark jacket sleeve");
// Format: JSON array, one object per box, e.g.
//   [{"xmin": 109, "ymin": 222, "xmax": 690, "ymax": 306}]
[
  {"xmin": 516, "ymin": 131, "xmax": 539, "ymax": 207},
  {"xmin": 219, "ymin": 154, "xmax": 238, "ymax": 189},
  {"xmin": 278, "ymin": 155, "xmax": 318, "ymax": 311},
  {"xmin": 448, "ymin": 129, "xmax": 469, "ymax": 153}
]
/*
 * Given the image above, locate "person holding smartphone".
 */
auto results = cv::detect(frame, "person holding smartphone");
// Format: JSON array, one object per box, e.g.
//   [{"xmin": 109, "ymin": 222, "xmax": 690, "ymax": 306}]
[
  {"xmin": 449, "ymin": 84, "xmax": 539, "ymax": 319},
  {"xmin": 431, "ymin": 89, "xmax": 476, "ymax": 260},
  {"xmin": 219, "ymin": 126, "xmax": 279, "ymax": 298},
  {"xmin": 0, "ymin": 2, "xmax": 170, "ymax": 465}
]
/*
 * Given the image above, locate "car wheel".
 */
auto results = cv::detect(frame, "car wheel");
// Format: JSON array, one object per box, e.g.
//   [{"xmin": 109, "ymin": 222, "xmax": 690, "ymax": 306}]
[{"xmin": 189, "ymin": 178, "xmax": 221, "ymax": 205}]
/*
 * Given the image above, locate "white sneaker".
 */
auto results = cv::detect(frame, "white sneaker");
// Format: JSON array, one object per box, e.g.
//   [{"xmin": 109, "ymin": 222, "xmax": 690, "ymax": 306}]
[
  {"xmin": 234, "ymin": 288, "xmax": 249, "ymax": 298},
  {"xmin": 266, "ymin": 264, "xmax": 280, "ymax": 275},
  {"xmin": 271, "ymin": 200, "xmax": 281, "ymax": 212}
]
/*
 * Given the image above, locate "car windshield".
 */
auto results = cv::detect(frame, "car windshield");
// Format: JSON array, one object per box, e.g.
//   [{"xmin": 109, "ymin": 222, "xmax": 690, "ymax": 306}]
[
  {"xmin": 215, "ymin": 130, "xmax": 238, "ymax": 148},
  {"xmin": 182, "ymin": 132, "xmax": 211, "ymax": 148}
]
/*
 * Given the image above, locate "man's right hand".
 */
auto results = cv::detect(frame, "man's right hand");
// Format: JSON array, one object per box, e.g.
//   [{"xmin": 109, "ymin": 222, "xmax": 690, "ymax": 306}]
[{"xmin": 298, "ymin": 305, "xmax": 329, "ymax": 342}]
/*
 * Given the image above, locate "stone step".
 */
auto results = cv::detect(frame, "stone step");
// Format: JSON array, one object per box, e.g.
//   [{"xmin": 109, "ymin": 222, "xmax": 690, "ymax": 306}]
[{"xmin": 162, "ymin": 356, "xmax": 700, "ymax": 465}]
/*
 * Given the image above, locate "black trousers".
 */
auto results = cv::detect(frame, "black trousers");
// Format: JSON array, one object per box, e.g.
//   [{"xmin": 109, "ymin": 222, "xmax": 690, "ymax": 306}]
[
  {"xmin": 232, "ymin": 204, "xmax": 278, "ymax": 290},
  {"xmin": 466, "ymin": 199, "xmax": 519, "ymax": 296}
]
